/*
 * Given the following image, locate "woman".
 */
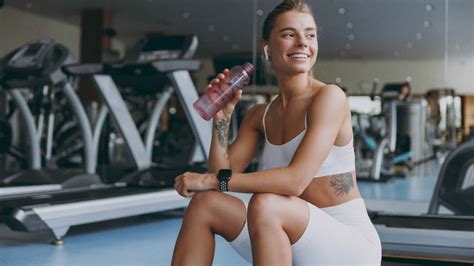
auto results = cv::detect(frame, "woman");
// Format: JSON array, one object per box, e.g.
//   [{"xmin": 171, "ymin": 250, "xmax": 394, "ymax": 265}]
[{"xmin": 172, "ymin": 0, "xmax": 382, "ymax": 265}]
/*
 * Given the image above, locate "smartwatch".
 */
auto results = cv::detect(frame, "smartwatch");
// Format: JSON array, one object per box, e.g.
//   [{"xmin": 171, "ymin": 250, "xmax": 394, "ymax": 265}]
[{"xmin": 217, "ymin": 169, "xmax": 232, "ymax": 192}]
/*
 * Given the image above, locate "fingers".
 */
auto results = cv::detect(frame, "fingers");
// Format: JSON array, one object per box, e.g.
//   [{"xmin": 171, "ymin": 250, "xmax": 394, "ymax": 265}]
[
  {"xmin": 205, "ymin": 69, "xmax": 230, "ymax": 91},
  {"xmin": 229, "ymin": 90, "xmax": 242, "ymax": 106},
  {"xmin": 174, "ymin": 172, "xmax": 196, "ymax": 198},
  {"xmin": 222, "ymin": 90, "xmax": 242, "ymax": 116}
]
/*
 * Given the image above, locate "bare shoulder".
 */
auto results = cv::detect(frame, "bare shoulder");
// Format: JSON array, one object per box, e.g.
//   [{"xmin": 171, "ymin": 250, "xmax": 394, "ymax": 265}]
[
  {"xmin": 307, "ymin": 83, "xmax": 349, "ymax": 118},
  {"xmin": 312, "ymin": 84, "xmax": 347, "ymax": 103},
  {"xmin": 241, "ymin": 103, "xmax": 267, "ymax": 132}
]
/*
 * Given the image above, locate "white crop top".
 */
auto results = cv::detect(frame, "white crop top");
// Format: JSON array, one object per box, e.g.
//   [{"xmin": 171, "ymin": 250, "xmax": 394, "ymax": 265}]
[{"xmin": 260, "ymin": 100, "xmax": 356, "ymax": 177}]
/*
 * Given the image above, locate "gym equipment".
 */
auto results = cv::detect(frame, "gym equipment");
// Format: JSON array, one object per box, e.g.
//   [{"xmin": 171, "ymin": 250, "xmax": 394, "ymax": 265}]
[
  {"xmin": 428, "ymin": 140, "xmax": 474, "ymax": 215},
  {"xmin": 369, "ymin": 139, "xmax": 474, "ymax": 264},
  {"xmin": 0, "ymin": 118, "xmax": 11, "ymax": 154},
  {"xmin": 0, "ymin": 38, "xmax": 102, "ymax": 196},
  {"xmin": 425, "ymin": 88, "xmax": 459, "ymax": 151},
  {"xmin": 372, "ymin": 212, "xmax": 474, "ymax": 264},
  {"xmin": 354, "ymin": 82, "xmax": 424, "ymax": 182},
  {"xmin": 0, "ymin": 35, "xmax": 212, "ymax": 244}
]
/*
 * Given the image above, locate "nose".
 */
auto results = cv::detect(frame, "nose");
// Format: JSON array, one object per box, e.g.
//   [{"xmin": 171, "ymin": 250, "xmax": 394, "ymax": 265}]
[{"xmin": 296, "ymin": 34, "xmax": 308, "ymax": 48}]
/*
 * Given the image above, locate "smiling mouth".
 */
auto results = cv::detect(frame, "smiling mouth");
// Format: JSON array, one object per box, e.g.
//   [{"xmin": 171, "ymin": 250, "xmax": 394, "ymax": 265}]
[{"xmin": 287, "ymin": 53, "xmax": 310, "ymax": 59}]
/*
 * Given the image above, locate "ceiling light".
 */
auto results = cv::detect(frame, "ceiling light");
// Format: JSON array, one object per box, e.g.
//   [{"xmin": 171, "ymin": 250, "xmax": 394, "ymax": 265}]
[
  {"xmin": 348, "ymin": 34, "xmax": 355, "ymax": 41},
  {"xmin": 257, "ymin": 9, "xmax": 264, "ymax": 16},
  {"xmin": 406, "ymin": 76, "xmax": 412, "ymax": 82},
  {"xmin": 346, "ymin": 22, "xmax": 353, "ymax": 29},
  {"xmin": 335, "ymin": 77, "xmax": 342, "ymax": 83},
  {"xmin": 338, "ymin": 8, "xmax": 346, "ymax": 15},
  {"xmin": 208, "ymin": 25, "xmax": 215, "ymax": 32},
  {"xmin": 182, "ymin": 12, "xmax": 190, "ymax": 19},
  {"xmin": 424, "ymin": 21, "xmax": 431, "ymax": 28},
  {"xmin": 416, "ymin": 33, "xmax": 423, "ymax": 40},
  {"xmin": 425, "ymin": 4, "xmax": 433, "ymax": 12}
]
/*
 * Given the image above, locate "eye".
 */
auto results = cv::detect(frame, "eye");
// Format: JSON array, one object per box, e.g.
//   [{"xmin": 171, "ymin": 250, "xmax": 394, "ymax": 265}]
[
  {"xmin": 306, "ymin": 33, "xmax": 316, "ymax": 39},
  {"xmin": 282, "ymin": 33, "xmax": 294, "ymax": 38}
]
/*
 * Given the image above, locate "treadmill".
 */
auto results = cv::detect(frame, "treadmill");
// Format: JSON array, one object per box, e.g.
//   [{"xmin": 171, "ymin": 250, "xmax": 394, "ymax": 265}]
[
  {"xmin": 0, "ymin": 38, "xmax": 102, "ymax": 197},
  {"xmin": 0, "ymin": 35, "xmax": 212, "ymax": 244},
  {"xmin": 369, "ymin": 140, "xmax": 474, "ymax": 264}
]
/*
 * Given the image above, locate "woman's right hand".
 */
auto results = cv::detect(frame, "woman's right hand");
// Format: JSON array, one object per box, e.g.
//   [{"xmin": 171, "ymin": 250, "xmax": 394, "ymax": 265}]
[{"xmin": 207, "ymin": 69, "xmax": 242, "ymax": 121}]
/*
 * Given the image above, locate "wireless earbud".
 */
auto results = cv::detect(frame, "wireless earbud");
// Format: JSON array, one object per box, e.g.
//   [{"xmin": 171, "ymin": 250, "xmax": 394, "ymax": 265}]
[{"xmin": 263, "ymin": 45, "xmax": 269, "ymax": 61}]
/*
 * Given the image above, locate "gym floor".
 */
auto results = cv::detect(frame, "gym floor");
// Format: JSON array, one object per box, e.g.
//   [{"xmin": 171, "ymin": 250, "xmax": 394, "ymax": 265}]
[{"xmin": 0, "ymin": 163, "xmax": 439, "ymax": 266}]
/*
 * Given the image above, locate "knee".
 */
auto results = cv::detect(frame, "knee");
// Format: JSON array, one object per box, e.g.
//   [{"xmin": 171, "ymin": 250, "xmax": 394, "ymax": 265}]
[
  {"xmin": 247, "ymin": 193, "xmax": 280, "ymax": 228},
  {"xmin": 185, "ymin": 191, "xmax": 219, "ymax": 218},
  {"xmin": 188, "ymin": 190, "xmax": 219, "ymax": 208}
]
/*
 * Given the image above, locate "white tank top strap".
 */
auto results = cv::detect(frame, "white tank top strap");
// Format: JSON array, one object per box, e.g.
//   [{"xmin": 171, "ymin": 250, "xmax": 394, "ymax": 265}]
[{"xmin": 262, "ymin": 98, "xmax": 276, "ymax": 138}]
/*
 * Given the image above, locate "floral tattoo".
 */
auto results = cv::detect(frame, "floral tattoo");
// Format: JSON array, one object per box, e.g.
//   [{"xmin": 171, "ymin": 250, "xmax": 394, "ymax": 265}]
[
  {"xmin": 214, "ymin": 118, "xmax": 231, "ymax": 159},
  {"xmin": 329, "ymin": 172, "xmax": 354, "ymax": 197}
]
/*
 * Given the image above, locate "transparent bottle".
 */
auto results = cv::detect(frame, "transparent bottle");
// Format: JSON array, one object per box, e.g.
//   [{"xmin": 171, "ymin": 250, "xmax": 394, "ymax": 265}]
[{"xmin": 193, "ymin": 62, "xmax": 255, "ymax": 121}]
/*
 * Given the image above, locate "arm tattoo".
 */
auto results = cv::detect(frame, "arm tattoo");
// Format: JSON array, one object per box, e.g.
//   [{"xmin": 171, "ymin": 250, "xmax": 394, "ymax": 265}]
[
  {"xmin": 224, "ymin": 148, "xmax": 230, "ymax": 160},
  {"xmin": 214, "ymin": 118, "xmax": 231, "ymax": 148},
  {"xmin": 329, "ymin": 172, "xmax": 354, "ymax": 197}
]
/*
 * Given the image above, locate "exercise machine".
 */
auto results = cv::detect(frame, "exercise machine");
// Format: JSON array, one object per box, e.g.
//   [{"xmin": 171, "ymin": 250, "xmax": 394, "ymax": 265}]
[
  {"xmin": 354, "ymin": 82, "xmax": 426, "ymax": 181},
  {"xmin": 0, "ymin": 38, "xmax": 102, "ymax": 197},
  {"xmin": 0, "ymin": 35, "xmax": 212, "ymax": 244},
  {"xmin": 370, "ymin": 140, "xmax": 474, "ymax": 264}
]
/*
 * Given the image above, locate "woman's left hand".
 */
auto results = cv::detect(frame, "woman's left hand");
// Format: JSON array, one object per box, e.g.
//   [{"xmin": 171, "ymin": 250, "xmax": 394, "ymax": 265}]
[{"xmin": 174, "ymin": 172, "xmax": 218, "ymax": 198}]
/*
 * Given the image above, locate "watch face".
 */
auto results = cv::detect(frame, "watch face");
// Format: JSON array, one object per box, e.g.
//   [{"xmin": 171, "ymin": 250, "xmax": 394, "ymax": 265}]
[{"xmin": 218, "ymin": 169, "xmax": 232, "ymax": 181}]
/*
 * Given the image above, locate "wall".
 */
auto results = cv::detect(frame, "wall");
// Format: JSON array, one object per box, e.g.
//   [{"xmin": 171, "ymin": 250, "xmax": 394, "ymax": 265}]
[
  {"xmin": 316, "ymin": 58, "xmax": 474, "ymax": 96},
  {"xmin": 0, "ymin": 6, "xmax": 126, "ymax": 61},
  {"xmin": 0, "ymin": 6, "xmax": 80, "ymax": 58}
]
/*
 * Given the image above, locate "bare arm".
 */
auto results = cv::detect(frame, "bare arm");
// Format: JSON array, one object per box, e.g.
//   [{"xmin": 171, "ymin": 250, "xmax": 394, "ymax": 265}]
[
  {"xmin": 209, "ymin": 104, "xmax": 265, "ymax": 173},
  {"xmin": 175, "ymin": 85, "xmax": 350, "ymax": 198},
  {"xmin": 208, "ymin": 116, "xmax": 232, "ymax": 173},
  {"xmin": 226, "ymin": 85, "xmax": 349, "ymax": 196}
]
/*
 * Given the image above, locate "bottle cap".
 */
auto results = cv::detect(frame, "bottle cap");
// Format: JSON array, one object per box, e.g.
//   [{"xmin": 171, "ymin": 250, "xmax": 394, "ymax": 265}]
[{"xmin": 241, "ymin": 62, "xmax": 255, "ymax": 75}]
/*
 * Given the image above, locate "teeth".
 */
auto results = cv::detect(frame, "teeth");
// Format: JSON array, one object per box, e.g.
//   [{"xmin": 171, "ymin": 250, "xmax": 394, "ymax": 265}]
[{"xmin": 289, "ymin": 54, "xmax": 308, "ymax": 58}]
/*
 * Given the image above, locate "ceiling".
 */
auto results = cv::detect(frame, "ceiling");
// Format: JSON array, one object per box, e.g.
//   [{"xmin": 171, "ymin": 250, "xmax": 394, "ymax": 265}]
[{"xmin": 5, "ymin": 0, "xmax": 474, "ymax": 60}]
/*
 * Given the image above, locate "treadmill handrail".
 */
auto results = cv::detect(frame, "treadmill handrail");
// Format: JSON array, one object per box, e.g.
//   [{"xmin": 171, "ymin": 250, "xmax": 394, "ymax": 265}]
[
  {"xmin": 62, "ymin": 59, "xmax": 201, "ymax": 77},
  {"xmin": 92, "ymin": 75, "xmax": 151, "ymax": 169}
]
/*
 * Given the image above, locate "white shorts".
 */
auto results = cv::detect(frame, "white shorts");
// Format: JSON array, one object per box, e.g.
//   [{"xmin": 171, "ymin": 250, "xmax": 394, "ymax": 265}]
[{"xmin": 229, "ymin": 197, "xmax": 382, "ymax": 265}]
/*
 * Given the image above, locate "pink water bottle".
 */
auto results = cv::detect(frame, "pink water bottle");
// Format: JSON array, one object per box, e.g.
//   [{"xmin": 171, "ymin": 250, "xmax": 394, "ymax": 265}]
[{"xmin": 193, "ymin": 62, "xmax": 255, "ymax": 121}]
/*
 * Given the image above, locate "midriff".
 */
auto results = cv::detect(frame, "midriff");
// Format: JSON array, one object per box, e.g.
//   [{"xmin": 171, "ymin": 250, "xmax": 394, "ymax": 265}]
[{"xmin": 299, "ymin": 171, "xmax": 361, "ymax": 208}]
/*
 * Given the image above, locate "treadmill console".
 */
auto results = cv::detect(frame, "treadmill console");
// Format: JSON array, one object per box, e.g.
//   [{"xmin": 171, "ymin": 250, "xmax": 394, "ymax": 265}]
[
  {"xmin": 125, "ymin": 35, "xmax": 198, "ymax": 64},
  {"xmin": 6, "ymin": 38, "xmax": 56, "ymax": 74}
]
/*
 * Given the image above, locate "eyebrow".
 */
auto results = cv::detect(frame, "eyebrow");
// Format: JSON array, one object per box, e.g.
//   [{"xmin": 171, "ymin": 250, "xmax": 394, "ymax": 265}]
[{"xmin": 279, "ymin": 27, "xmax": 317, "ymax": 32}]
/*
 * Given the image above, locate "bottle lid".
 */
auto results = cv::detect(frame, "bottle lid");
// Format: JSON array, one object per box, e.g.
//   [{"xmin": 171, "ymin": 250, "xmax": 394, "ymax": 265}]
[{"xmin": 241, "ymin": 62, "xmax": 255, "ymax": 75}]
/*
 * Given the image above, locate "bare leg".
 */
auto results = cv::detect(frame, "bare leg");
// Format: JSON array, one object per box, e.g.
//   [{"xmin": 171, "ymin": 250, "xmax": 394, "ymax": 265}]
[
  {"xmin": 247, "ymin": 193, "xmax": 309, "ymax": 266},
  {"xmin": 171, "ymin": 191, "xmax": 246, "ymax": 266}
]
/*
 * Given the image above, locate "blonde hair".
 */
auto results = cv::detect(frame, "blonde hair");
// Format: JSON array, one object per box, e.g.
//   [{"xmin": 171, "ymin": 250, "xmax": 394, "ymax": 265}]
[{"xmin": 262, "ymin": 0, "xmax": 316, "ymax": 41}]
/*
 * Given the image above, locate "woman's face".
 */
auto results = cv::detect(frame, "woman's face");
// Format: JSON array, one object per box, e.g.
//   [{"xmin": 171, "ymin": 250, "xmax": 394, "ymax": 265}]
[{"xmin": 266, "ymin": 11, "xmax": 318, "ymax": 75}]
